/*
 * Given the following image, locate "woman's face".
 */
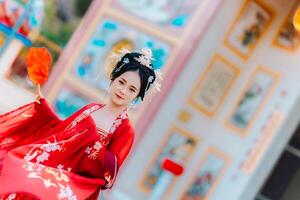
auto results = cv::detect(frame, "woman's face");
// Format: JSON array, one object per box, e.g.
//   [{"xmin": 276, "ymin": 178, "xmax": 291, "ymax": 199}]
[{"xmin": 108, "ymin": 71, "xmax": 141, "ymax": 107}]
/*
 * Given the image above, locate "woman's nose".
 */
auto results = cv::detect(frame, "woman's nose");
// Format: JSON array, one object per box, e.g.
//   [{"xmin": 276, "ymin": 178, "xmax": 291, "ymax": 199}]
[{"xmin": 119, "ymin": 87, "xmax": 126, "ymax": 94}]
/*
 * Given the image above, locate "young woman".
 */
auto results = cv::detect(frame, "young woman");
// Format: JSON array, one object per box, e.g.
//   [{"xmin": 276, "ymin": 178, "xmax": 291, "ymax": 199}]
[{"xmin": 0, "ymin": 49, "xmax": 159, "ymax": 199}]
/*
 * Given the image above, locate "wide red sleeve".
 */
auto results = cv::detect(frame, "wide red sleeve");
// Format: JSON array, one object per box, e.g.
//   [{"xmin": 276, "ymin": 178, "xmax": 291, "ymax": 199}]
[
  {"xmin": 108, "ymin": 120, "xmax": 135, "ymax": 167},
  {"xmin": 101, "ymin": 120, "xmax": 134, "ymax": 189}
]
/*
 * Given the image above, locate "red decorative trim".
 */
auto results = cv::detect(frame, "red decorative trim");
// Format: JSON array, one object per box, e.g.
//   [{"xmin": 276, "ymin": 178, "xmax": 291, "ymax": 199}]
[{"xmin": 162, "ymin": 159, "xmax": 184, "ymax": 176}]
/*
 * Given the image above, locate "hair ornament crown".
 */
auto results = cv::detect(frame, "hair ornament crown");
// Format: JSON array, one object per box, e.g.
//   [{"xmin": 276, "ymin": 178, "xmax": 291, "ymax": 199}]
[{"xmin": 134, "ymin": 48, "xmax": 154, "ymax": 69}]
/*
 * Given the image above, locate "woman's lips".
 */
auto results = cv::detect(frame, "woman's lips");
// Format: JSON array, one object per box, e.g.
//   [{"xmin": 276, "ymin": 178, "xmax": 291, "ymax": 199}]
[{"xmin": 115, "ymin": 93, "xmax": 124, "ymax": 100}]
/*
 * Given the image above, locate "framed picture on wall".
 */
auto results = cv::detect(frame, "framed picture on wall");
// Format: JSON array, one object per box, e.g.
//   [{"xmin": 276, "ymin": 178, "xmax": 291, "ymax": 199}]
[
  {"xmin": 180, "ymin": 147, "xmax": 230, "ymax": 200},
  {"xmin": 140, "ymin": 126, "xmax": 198, "ymax": 194},
  {"xmin": 224, "ymin": 0, "xmax": 274, "ymax": 60},
  {"xmin": 272, "ymin": 1, "xmax": 300, "ymax": 52},
  {"xmin": 226, "ymin": 66, "xmax": 280, "ymax": 135},
  {"xmin": 188, "ymin": 54, "xmax": 240, "ymax": 118},
  {"xmin": 71, "ymin": 16, "xmax": 171, "ymax": 97},
  {"xmin": 111, "ymin": 0, "xmax": 201, "ymax": 35}
]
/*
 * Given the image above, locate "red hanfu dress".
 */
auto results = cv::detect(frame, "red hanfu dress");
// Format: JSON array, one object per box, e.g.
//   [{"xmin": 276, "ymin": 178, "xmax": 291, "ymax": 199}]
[{"xmin": 0, "ymin": 98, "xmax": 134, "ymax": 200}]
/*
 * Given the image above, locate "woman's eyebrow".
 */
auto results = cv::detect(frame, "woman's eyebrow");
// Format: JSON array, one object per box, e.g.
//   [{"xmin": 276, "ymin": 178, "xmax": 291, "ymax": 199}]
[
  {"xmin": 121, "ymin": 78, "xmax": 137, "ymax": 90},
  {"xmin": 130, "ymin": 85, "xmax": 138, "ymax": 90}
]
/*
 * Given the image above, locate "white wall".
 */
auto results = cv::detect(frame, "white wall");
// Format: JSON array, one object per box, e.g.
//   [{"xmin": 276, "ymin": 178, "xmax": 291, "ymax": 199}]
[{"xmin": 111, "ymin": 0, "xmax": 300, "ymax": 200}]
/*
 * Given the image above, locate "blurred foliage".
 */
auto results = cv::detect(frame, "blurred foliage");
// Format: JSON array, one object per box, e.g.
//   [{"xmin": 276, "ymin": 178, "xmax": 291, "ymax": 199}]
[
  {"xmin": 40, "ymin": 0, "xmax": 91, "ymax": 47},
  {"xmin": 74, "ymin": 0, "xmax": 93, "ymax": 17},
  {"xmin": 7, "ymin": 0, "xmax": 94, "ymax": 91}
]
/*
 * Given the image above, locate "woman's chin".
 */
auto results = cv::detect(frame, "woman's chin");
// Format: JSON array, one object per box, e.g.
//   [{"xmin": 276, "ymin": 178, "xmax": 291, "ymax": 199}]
[{"xmin": 112, "ymin": 99, "xmax": 126, "ymax": 107}]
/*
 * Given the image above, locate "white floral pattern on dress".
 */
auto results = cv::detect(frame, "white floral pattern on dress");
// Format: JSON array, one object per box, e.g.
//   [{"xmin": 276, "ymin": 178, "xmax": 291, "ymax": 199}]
[
  {"xmin": 93, "ymin": 141, "xmax": 102, "ymax": 151},
  {"xmin": 24, "ymin": 162, "xmax": 68, "ymax": 187},
  {"xmin": 86, "ymin": 109, "xmax": 128, "ymax": 160},
  {"xmin": 108, "ymin": 111, "xmax": 128, "ymax": 134},
  {"xmin": 58, "ymin": 185, "xmax": 77, "ymax": 200},
  {"xmin": 57, "ymin": 164, "xmax": 72, "ymax": 173},
  {"xmin": 103, "ymin": 155, "xmax": 118, "ymax": 189},
  {"xmin": 19, "ymin": 105, "xmax": 106, "ymax": 199},
  {"xmin": 67, "ymin": 105, "xmax": 102, "ymax": 129},
  {"xmin": 86, "ymin": 141, "xmax": 103, "ymax": 160},
  {"xmin": 57, "ymin": 164, "xmax": 64, "ymax": 171},
  {"xmin": 23, "ymin": 162, "xmax": 77, "ymax": 199},
  {"xmin": 36, "ymin": 152, "xmax": 50, "ymax": 163},
  {"xmin": 24, "ymin": 136, "xmax": 63, "ymax": 164},
  {"xmin": 6, "ymin": 193, "xmax": 16, "ymax": 200},
  {"xmin": 85, "ymin": 146, "xmax": 92, "ymax": 154}
]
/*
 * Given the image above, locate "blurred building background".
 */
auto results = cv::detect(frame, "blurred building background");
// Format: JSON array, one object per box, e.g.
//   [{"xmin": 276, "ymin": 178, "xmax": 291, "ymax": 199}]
[{"xmin": 0, "ymin": 0, "xmax": 300, "ymax": 200}]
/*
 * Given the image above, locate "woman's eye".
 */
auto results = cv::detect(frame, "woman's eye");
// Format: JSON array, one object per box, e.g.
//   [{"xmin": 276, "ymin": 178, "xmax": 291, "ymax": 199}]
[
  {"xmin": 130, "ymin": 89, "xmax": 136, "ymax": 93},
  {"xmin": 119, "ymin": 80, "xmax": 124, "ymax": 85}
]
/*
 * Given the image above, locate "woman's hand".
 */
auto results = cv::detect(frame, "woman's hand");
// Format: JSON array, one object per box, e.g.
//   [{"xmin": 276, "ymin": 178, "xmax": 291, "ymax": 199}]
[
  {"xmin": 35, "ymin": 94, "xmax": 43, "ymax": 104},
  {"xmin": 35, "ymin": 84, "xmax": 43, "ymax": 104}
]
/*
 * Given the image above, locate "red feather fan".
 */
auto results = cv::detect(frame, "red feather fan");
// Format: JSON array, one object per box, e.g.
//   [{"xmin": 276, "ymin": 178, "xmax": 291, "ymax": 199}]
[{"xmin": 25, "ymin": 47, "xmax": 52, "ymax": 85}]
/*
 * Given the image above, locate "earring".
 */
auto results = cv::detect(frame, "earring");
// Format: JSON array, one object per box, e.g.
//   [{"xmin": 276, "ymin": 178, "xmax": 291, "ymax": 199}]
[{"xmin": 129, "ymin": 97, "xmax": 141, "ymax": 110}]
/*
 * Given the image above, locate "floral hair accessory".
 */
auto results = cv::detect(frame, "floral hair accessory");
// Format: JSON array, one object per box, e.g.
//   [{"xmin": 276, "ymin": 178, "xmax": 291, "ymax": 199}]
[
  {"xmin": 134, "ymin": 48, "xmax": 153, "ymax": 69},
  {"xmin": 111, "ymin": 48, "xmax": 131, "ymax": 72},
  {"xmin": 136, "ymin": 48, "xmax": 163, "ymax": 98}
]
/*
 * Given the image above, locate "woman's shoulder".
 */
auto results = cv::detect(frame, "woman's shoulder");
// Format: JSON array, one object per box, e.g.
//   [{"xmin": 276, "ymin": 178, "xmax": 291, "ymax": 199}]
[
  {"xmin": 115, "ymin": 117, "xmax": 135, "ymax": 135},
  {"xmin": 121, "ymin": 116, "xmax": 134, "ymax": 128},
  {"xmin": 76, "ymin": 102, "xmax": 105, "ymax": 116}
]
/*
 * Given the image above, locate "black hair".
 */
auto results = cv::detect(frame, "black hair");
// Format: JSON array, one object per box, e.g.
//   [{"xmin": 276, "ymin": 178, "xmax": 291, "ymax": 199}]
[
  {"xmin": 186, "ymin": 139, "xmax": 195, "ymax": 145},
  {"xmin": 110, "ymin": 52, "xmax": 156, "ymax": 101}
]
